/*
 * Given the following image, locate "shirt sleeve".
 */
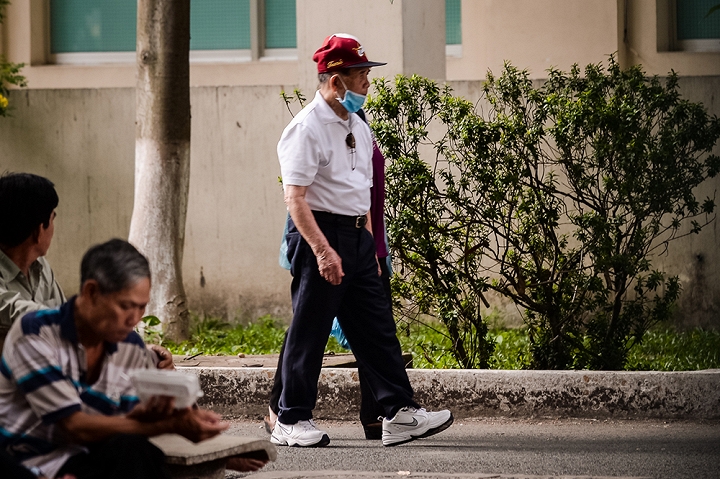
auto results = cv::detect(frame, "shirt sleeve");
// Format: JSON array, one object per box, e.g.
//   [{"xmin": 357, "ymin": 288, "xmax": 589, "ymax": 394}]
[
  {"xmin": 5, "ymin": 327, "xmax": 82, "ymax": 424},
  {"xmin": 278, "ymin": 122, "xmax": 321, "ymax": 187},
  {"xmin": 0, "ymin": 289, "xmax": 44, "ymax": 329},
  {"xmin": 0, "ymin": 261, "xmax": 65, "ymax": 329}
]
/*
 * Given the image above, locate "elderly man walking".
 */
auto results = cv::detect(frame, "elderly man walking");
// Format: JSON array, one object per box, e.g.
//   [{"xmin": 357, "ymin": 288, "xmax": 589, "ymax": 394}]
[{"xmin": 274, "ymin": 33, "xmax": 453, "ymax": 448}]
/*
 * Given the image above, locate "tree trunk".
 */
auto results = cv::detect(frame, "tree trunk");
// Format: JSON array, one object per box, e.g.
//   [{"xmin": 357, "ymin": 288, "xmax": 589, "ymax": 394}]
[{"xmin": 130, "ymin": 0, "xmax": 191, "ymax": 341}]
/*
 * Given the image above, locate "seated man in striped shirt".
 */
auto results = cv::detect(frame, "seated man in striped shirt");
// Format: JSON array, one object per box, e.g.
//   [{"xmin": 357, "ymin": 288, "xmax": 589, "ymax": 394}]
[{"xmin": 0, "ymin": 239, "xmax": 263, "ymax": 479}]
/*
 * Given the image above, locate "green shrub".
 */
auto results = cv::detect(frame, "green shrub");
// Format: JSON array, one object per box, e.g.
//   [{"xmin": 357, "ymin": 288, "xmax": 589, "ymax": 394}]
[
  {"xmin": 366, "ymin": 59, "xmax": 720, "ymax": 371},
  {"xmin": 0, "ymin": 0, "xmax": 26, "ymax": 117}
]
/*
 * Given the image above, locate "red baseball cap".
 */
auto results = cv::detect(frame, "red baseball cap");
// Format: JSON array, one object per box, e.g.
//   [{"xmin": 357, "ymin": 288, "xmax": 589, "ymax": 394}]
[{"xmin": 313, "ymin": 33, "xmax": 386, "ymax": 73}]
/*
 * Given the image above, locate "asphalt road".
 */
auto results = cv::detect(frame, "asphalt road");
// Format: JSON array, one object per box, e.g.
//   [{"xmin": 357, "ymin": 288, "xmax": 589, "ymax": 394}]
[{"xmin": 225, "ymin": 416, "xmax": 720, "ymax": 479}]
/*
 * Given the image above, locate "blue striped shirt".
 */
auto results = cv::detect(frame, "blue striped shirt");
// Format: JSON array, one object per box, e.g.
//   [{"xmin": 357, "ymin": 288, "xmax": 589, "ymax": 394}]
[{"xmin": 0, "ymin": 296, "xmax": 154, "ymax": 478}]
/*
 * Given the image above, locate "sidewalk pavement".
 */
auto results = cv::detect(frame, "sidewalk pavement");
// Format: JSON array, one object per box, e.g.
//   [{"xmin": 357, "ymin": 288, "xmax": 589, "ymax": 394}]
[
  {"xmin": 223, "ymin": 417, "xmax": 720, "ymax": 479},
  {"xmin": 245, "ymin": 473, "xmax": 648, "ymax": 479},
  {"xmin": 173, "ymin": 355, "xmax": 720, "ymax": 421}
]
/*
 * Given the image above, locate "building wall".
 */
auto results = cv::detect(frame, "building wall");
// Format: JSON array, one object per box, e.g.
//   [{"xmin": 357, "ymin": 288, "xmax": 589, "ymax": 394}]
[
  {"xmin": 446, "ymin": 0, "xmax": 720, "ymax": 81},
  {"xmin": 1, "ymin": 0, "xmax": 718, "ymax": 327},
  {"xmin": 447, "ymin": 0, "xmax": 619, "ymax": 81},
  {"xmin": 0, "ymin": 86, "xmax": 295, "ymax": 322},
  {"xmin": 1, "ymin": 0, "xmax": 445, "ymax": 91},
  {"xmin": 623, "ymin": 0, "xmax": 720, "ymax": 76},
  {"xmin": 2, "ymin": 77, "xmax": 718, "ymax": 328}
]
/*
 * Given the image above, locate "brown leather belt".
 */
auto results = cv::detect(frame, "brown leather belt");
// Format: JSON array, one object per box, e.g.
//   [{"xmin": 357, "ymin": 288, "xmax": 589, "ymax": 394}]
[{"xmin": 312, "ymin": 210, "xmax": 368, "ymax": 228}]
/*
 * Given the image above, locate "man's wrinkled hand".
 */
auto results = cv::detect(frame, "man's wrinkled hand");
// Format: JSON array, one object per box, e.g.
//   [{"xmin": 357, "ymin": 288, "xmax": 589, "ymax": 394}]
[
  {"xmin": 317, "ymin": 247, "xmax": 344, "ymax": 285},
  {"xmin": 128, "ymin": 396, "xmax": 175, "ymax": 422},
  {"xmin": 171, "ymin": 407, "xmax": 229, "ymax": 443},
  {"xmin": 148, "ymin": 344, "xmax": 175, "ymax": 370}
]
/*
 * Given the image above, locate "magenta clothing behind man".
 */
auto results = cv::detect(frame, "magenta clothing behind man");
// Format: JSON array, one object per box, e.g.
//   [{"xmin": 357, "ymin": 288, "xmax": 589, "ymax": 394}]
[{"xmin": 369, "ymin": 140, "xmax": 388, "ymax": 260}]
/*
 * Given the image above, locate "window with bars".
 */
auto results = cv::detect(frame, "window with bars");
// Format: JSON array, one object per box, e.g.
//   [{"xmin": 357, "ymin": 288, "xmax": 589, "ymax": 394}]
[
  {"xmin": 49, "ymin": 0, "xmax": 297, "ymax": 63},
  {"xmin": 675, "ymin": 0, "xmax": 720, "ymax": 52},
  {"xmin": 446, "ymin": 0, "xmax": 461, "ymax": 56},
  {"xmin": 446, "ymin": 0, "xmax": 461, "ymax": 45},
  {"xmin": 264, "ymin": 0, "xmax": 296, "ymax": 49}
]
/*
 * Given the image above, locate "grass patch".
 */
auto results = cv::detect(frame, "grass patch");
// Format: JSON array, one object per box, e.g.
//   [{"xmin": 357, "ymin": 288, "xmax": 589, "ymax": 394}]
[
  {"xmin": 625, "ymin": 328, "xmax": 720, "ymax": 371},
  {"xmin": 155, "ymin": 315, "xmax": 720, "ymax": 371},
  {"xmin": 163, "ymin": 315, "xmax": 287, "ymax": 356}
]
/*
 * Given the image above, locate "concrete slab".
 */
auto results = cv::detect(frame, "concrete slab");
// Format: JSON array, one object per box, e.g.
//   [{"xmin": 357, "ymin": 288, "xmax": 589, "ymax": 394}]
[
  {"xmin": 150, "ymin": 433, "xmax": 276, "ymax": 479},
  {"xmin": 173, "ymin": 353, "xmax": 413, "ymax": 369}
]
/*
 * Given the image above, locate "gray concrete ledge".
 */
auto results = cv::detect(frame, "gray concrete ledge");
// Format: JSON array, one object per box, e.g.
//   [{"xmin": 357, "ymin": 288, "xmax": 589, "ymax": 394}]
[
  {"xmin": 244, "ymin": 472, "xmax": 650, "ymax": 479},
  {"xmin": 182, "ymin": 367, "xmax": 720, "ymax": 420}
]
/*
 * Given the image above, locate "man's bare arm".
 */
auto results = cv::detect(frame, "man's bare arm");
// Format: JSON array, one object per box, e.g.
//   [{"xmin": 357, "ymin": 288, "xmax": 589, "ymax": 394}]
[
  {"xmin": 284, "ymin": 185, "xmax": 344, "ymax": 285},
  {"xmin": 59, "ymin": 406, "xmax": 228, "ymax": 444}
]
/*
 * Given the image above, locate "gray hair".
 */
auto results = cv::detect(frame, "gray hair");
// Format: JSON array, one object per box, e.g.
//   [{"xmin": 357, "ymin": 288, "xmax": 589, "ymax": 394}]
[
  {"xmin": 318, "ymin": 72, "xmax": 333, "ymax": 84},
  {"xmin": 80, "ymin": 239, "xmax": 151, "ymax": 293},
  {"xmin": 318, "ymin": 68, "xmax": 350, "ymax": 85}
]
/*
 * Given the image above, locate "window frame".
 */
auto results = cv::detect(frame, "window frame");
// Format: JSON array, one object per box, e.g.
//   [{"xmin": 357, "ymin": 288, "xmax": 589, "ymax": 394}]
[
  {"xmin": 445, "ymin": 0, "xmax": 462, "ymax": 57},
  {"xmin": 657, "ymin": 0, "xmax": 720, "ymax": 53},
  {"xmin": 47, "ymin": 0, "xmax": 297, "ymax": 65}
]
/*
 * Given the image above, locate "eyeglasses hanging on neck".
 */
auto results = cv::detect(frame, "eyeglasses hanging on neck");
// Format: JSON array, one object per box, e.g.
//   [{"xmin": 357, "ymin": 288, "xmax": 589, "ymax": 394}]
[{"xmin": 345, "ymin": 132, "xmax": 356, "ymax": 170}]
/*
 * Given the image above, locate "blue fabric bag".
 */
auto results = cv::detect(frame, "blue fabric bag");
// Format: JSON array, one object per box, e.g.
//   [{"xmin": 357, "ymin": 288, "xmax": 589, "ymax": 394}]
[{"xmin": 330, "ymin": 318, "xmax": 351, "ymax": 350}]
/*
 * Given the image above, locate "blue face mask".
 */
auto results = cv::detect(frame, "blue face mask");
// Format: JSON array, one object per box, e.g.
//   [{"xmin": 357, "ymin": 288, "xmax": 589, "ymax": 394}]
[{"xmin": 335, "ymin": 76, "xmax": 366, "ymax": 113}]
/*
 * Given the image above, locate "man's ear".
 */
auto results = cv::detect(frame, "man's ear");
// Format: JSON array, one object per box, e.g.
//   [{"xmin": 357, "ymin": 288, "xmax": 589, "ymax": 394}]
[
  {"xmin": 80, "ymin": 279, "xmax": 100, "ymax": 302},
  {"xmin": 30, "ymin": 224, "xmax": 42, "ymax": 244},
  {"xmin": 330, "ymin": 74, "xmax": 342, "ymax": 92}
]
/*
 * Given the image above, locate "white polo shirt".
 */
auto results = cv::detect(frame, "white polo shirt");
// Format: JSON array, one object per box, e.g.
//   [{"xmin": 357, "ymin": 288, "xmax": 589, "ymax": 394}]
[{"xmin": 278, "ymin": 90, "xmax": 373, "ymax": 216}]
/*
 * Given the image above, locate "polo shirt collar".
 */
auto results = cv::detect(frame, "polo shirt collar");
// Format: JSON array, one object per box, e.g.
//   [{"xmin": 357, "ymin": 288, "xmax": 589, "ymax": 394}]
[
  {"xmin": 59, "ymin": 296, "xmax": 119, "ymax": 354},
  {"xmin": 0, "ymin": 249, "xmax": 45, "ymax": 283},
  {"xmin": 0, "ymin": 248, "xmax": 22, "ymax": 282},
  {"xmin": 313, "ymin": 90, "xmax": 351, "ymax": 126}
]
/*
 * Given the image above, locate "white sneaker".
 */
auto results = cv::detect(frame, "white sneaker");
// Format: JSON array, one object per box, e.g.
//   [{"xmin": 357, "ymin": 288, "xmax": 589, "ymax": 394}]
[
  {"xmin": 382, "ymin": 407, "xmax": 454, "ymax": 446},
  {"xmin": 270, "ymin": 419, "xmax": 330, "ymax": 447}
]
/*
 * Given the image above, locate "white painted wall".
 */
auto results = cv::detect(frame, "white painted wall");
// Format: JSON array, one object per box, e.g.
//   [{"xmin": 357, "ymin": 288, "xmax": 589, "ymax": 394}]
[
  {"xmin": 1, "ymin": 0, "xmax": 718, "ymax": 327},
  {"xmin": 0, "ymin": 86, "xmax": 293, "ymax": 321},
  {"xmin": 1, "ymin": 77, "xmax": 718, "ymax": 328}
]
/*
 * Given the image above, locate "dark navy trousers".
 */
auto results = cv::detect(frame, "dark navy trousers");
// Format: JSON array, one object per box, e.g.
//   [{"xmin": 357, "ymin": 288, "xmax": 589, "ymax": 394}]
[{"xmin": 278, "ymin": 215, "xmax": 418, "ymax": 425}]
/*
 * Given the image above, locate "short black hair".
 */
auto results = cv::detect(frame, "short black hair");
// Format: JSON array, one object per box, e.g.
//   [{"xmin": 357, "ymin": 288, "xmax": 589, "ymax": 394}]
[
  {"xmin": 80, "ymin": 239, "xmax": 151, "ymax": 294},
  {"xmin": 0, "ymin": 172, "xmax": 59, "ymax": 248}
]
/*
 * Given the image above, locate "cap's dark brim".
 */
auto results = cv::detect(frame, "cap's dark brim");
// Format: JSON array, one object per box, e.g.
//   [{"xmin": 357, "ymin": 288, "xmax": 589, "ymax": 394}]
[
  {"xmin": 348, "ymin": 61, "xmax": 387, "ymax": 68},
  {"xmin": 320, "ymin": 60, "xmax": 388, "ymax": 73}
]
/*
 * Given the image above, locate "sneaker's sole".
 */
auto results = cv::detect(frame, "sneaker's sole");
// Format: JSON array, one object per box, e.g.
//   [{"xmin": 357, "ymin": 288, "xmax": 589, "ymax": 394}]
[
  {"xmin": 419, "ymin": 413, "xmax": 454, "ymax": 439},
  {"xmin": 271, "ymin": 433, "xmax": 331, "ymax": 448},
  {"xmin": 382, "ymin": 435, "xmax": 416, "ymax": 447},
  {"xmin": 382, "ymin": 413, "xmax": 455, "ymax": 447}
]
